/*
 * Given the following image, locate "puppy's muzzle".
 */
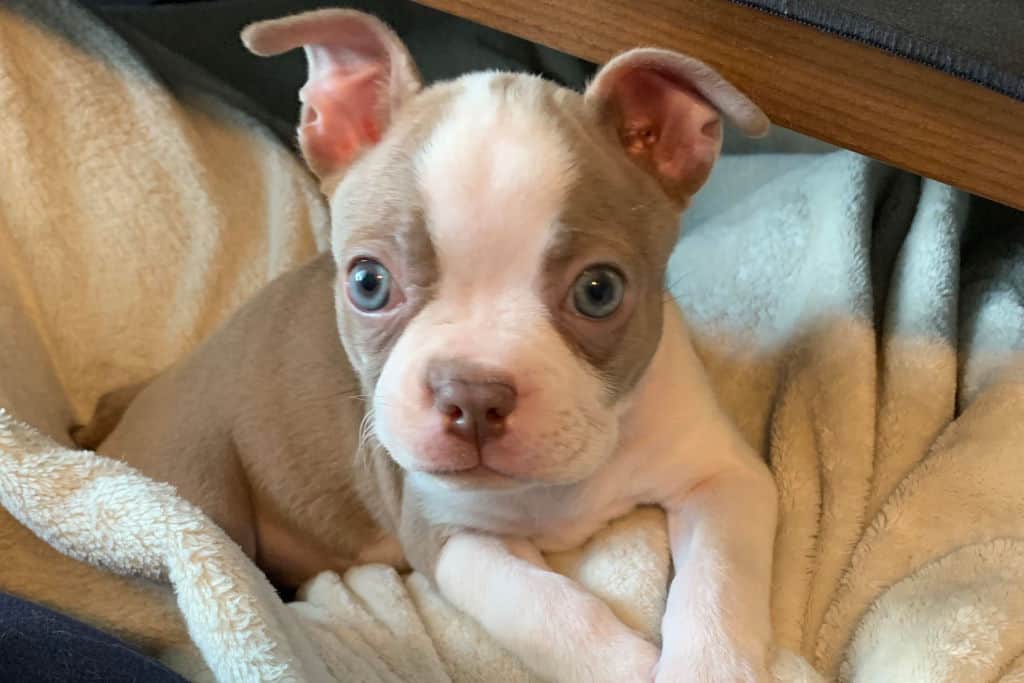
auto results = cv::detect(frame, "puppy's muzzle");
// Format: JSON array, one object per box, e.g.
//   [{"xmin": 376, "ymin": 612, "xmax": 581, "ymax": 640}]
[{"xmin": 427, "ymin": 359, "xmax": 517, "ymax": 449}]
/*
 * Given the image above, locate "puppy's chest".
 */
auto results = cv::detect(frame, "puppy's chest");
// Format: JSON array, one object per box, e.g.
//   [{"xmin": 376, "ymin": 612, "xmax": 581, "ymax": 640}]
[
  {"xmin": 524, "ymin": 482, "xmax": 642, "ymax": 553},
  {"xmin": 416, "ymin": 450, "xmax": 673, "ymax": 553}
]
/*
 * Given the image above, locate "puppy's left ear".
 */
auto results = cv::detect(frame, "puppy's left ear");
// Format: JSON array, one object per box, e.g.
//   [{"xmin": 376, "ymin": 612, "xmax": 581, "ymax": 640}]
[
  {"xmin": 585, "ymin": 48, "xmax": 769, "ymax": 202},
  {"xmin": 242, "ymin": 10, "xmax": 421, "ymax": 186}
]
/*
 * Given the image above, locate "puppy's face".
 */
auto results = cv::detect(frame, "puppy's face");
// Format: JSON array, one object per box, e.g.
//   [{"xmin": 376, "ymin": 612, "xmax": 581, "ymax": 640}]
[
  {"xmin": 242, "ymin": 10, "xmax": 768, "ymax": 488},
  {"xmin": 333, "ymin": 75, "xmax": 679, "ymax": 486}
]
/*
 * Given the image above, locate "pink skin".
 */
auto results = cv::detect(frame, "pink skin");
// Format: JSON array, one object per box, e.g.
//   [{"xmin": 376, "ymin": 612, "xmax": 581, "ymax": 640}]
[{"xmin": 300, "ymin": 64, "xmax": 385, "ymax": 174}]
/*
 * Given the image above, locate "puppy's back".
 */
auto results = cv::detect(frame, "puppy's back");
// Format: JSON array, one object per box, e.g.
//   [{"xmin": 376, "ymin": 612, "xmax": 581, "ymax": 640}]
[{"xmin": 93, "ymin": 253, "xmax": 381, "ymax": 586}]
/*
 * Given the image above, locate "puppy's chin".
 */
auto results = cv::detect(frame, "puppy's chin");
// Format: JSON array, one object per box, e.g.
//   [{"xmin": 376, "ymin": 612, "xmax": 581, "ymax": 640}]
[
  {"xmin": 380, "ymin": 427, "xmax": 620, "ymax": 490},
  {"xmin": 410, "ymin": 466, "xmax": 528, "ymax": 492}
]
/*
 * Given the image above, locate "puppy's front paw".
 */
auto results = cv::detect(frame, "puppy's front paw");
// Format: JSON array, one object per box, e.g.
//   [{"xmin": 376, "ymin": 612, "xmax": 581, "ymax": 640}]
[
  {"xmin": 653, "ymin": 644, "xmax": 770, "ymax": 683},
  {"xmin": 653, "ymin": 661, "xmax": 770, "ymax": 683},
  {"xmin": 597, "ymin": 633, "xmax": 660, "ymax": 683}
]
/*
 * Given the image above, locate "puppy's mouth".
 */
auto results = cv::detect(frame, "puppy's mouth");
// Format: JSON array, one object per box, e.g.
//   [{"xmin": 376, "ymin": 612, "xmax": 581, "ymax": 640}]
[{"xmin": 419, "ymin": 463, "xmax": 527, "ymax": 490}]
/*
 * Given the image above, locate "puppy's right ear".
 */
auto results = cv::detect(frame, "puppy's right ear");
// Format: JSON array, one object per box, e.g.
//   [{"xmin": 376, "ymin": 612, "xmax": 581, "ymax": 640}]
[
  {"xmin": 585, "ymin": 49, "xmax": 768, "ymax": 203},
  {"xmin": 242, "ymin": 10, "xmax": 421, "ymax": 184}
]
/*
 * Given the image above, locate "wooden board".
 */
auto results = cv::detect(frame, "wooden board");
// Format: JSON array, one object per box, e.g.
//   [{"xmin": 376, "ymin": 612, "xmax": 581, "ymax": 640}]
[{"xmin": 413, "ymin": 0, "xmax": 1024, "ymax": 211}]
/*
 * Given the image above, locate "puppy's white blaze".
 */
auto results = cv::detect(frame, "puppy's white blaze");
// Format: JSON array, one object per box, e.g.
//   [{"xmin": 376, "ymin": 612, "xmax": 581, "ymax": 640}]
[
  {"xmin": 407, "ymin": 72, "xmax": 579, "ymax": 367},
  {"xmin": 414, "ymin": 73, "xmax": 578, "ymax": 296}
]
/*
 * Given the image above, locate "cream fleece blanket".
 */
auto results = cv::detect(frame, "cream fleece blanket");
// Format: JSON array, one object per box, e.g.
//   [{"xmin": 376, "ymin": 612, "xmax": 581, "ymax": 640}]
[{"xmin": 2, "ymin": 2, "xmax": 1023, "ymax": 682}]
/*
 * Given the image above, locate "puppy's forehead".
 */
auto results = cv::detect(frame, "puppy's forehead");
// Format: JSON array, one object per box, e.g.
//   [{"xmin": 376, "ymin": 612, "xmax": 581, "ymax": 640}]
[{"xmin": 413, "ymin": 73, "xmax": 578, "ymax": 288}]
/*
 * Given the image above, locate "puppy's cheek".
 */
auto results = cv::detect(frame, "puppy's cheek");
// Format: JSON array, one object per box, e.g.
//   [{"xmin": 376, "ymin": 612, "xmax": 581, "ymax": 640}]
[
  {"xmin": 500, "ymin": 338, "xmax": 620, "ymax": 480},
  {"xmin": 372, "ymin": 364, "xmax": 416, "ymax": 468},
  {"xmin": 370, "ymin": 399, "xmax": 413, "ymax": 470},
  {"xmin": 370, "ymin": 324, "xmax": 440, "ymax": 467}
]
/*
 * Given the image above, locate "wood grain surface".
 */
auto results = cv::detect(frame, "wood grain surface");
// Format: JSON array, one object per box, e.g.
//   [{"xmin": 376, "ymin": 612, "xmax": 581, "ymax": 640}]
[{"xmin": 413, "ymin": 0, "xmax": 1024, "ymax": 210}]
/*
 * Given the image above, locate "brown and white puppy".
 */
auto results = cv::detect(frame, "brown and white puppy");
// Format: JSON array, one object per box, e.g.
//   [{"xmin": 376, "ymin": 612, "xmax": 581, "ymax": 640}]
[{"xmin": 84, "ymin": 9, "xmax": 778, "ymax": 682}]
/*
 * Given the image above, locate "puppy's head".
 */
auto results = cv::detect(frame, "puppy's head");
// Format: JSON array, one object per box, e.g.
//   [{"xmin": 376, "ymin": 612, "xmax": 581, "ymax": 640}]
[{"xmin": 243, "ymin": 11, "xmax": 768, "ymax": 488}]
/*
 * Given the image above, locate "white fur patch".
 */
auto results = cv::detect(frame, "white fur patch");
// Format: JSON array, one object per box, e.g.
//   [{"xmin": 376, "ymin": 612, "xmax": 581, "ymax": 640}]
[{"xmin": 414, "ymin": 72, "xmax": 576, "ymax": 300}]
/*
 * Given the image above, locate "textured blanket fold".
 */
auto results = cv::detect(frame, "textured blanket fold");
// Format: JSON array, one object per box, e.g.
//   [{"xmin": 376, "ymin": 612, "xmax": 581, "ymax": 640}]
[
  {"xmin": 2, "ymin": 2, "xmax": 1022, "ymax": 682},
  {"xmin": 674, "ymin": 152, "xmax": 1024, "ymax": 681}
]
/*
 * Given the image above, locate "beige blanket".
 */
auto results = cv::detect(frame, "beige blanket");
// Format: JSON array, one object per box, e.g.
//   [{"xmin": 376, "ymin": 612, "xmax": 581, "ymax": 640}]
[{"xmin": 3, "ymin": 2, "xmax": 1023, "ymax": 682}]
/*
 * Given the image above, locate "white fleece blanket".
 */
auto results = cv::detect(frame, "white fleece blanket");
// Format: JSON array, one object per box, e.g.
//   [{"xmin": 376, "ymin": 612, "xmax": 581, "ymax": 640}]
[{"xmin": 2, "ymin": 2, "xmax": 1023, "ymax": 682}]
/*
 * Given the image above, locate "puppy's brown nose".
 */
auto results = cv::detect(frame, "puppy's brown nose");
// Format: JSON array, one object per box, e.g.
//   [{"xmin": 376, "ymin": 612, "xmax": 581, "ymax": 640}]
[{"xmin": 427, "ymin": 360, "xmax": 517, "ymax": 448}]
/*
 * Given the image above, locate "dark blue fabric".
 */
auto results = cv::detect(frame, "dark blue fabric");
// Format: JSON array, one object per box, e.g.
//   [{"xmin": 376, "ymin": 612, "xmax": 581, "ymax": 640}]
[{"xmin": 0, "ymin": 593, "xmax": 188, "ymax": 683}]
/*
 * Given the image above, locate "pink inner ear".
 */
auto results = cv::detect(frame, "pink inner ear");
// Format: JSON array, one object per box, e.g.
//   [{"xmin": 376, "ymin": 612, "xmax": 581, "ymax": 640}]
[
  {"xmin": 299, "ymin": 63, "xmax": 385, "ymax": 176},
  {"xmin": 612, "ymin": 70, "xmax": 722, "ymax": 192}
]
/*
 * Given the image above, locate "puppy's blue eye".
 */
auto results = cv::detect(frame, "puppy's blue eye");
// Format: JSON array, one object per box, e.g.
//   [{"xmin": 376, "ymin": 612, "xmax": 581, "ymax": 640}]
[
  {"xmin": 348, "ymin": 259, "xmax": 391, "ymax": 311},
  {"xmin": 572, "ymin": 265, "xmax": 624, "ymax": 319}
]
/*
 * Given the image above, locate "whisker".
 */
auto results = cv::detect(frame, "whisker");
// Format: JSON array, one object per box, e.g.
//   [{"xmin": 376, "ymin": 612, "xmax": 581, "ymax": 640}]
[
  {"xmin": 354, "ymin": 407, "xmax": 378, "ymax": 470},
  {"xmin": 319, "ymin": 386, "xmax": 365, "ymax": 402}
]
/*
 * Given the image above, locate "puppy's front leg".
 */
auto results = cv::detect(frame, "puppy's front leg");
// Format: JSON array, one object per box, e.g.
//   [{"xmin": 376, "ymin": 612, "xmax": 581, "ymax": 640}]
[
  {"xmin": 657, "ymin": 461, "xmax": 777, "ymax": 683},
  {"xmin": 436, "ymin": 531, "xmax": 660, "ymax": 683}
]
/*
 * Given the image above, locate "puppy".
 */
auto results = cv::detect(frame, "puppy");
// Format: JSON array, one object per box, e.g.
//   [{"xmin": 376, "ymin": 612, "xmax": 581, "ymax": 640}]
[{"xmin": 84, "ymin": 9, "xmax": 778, "ymax": 682}]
